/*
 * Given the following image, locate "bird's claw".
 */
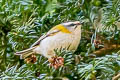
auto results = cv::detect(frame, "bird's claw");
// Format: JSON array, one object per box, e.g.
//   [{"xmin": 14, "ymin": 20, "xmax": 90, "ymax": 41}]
[{"xmin": 24, "ymin": 54, "xmax": 37, "ymax": 64}]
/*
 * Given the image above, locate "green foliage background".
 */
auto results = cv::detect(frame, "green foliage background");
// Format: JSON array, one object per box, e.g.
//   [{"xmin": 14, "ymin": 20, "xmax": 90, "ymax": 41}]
[{"xmin": 0, "ymin": 0, "xmax": 120, "ymax": 80}]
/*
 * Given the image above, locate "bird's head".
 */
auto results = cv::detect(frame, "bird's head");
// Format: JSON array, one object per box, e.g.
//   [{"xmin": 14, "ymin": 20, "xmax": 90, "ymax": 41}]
[
  {"xmin": 49, "ymin": 21, "xmax": 82, "ymax": 34},
  {"xmin": 61, "ymin": 21, "xmax": 82, "ymax": 33}
]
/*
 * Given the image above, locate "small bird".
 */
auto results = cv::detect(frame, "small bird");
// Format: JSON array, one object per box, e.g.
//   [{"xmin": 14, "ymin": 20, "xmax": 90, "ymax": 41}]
[{"xmin": 15, "ymin": 21, "xmax": 81, "ymax": 68}]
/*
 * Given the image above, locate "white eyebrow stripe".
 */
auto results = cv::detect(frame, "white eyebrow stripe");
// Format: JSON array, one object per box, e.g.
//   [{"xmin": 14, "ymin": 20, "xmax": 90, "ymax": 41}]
[
  {"xmin": 62, "ymin": 22, "xmax": 73, "ymax": 26},
  {"xmin": 61, "ymin": 21, "xmax": 80, "ymax": 27}
]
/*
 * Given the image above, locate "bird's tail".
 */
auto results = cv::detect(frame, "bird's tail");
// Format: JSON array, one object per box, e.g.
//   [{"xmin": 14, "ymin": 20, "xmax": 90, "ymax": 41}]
[{"xmin": 15, "ymin": 47, "xmax": 36, "ymax": 59}]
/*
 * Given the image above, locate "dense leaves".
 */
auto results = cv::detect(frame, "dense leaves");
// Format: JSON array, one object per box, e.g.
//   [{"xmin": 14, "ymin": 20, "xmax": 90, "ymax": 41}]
[{"xmin": 0, "ymin": 0, "xmax": 120, "ymax": 80}]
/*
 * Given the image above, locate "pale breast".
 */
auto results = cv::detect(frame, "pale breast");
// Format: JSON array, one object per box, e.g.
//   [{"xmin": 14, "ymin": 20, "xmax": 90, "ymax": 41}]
[{"xmin": 35, "ymin": 28, "xmax": 81, "ymax": 59}]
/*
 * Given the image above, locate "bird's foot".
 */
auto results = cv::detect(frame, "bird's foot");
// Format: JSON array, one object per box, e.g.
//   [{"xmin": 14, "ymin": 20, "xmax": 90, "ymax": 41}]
[
  {"xmin": 48, "ymin": 56, "xmax": 64, "ymax": 69},
  {"xmin": 24, "ymin": 54, "xmax": 37, "ymax": 64}
]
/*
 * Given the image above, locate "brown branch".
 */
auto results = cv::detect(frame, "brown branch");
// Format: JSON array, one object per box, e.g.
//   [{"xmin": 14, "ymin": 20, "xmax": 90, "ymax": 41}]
[
  {"xmin": 112, "ymin": 73, "xmax": 120, "ymax": 80},
  {"xmin": 93, "ymin": 44, "xmax": 120, "ymax": 56}
]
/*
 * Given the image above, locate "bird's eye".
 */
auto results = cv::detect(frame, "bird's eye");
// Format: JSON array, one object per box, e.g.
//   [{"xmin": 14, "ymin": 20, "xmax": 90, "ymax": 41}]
[{"xmin": 69, "ymin": 23, "xmax": 76, "ymax": 26}]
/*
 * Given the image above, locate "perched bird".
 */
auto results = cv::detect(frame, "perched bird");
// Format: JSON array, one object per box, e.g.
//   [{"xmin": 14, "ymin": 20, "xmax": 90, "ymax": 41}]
[{"xmin": 15, "ymin": 21, "xmax": 81, "ymax": 68}]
